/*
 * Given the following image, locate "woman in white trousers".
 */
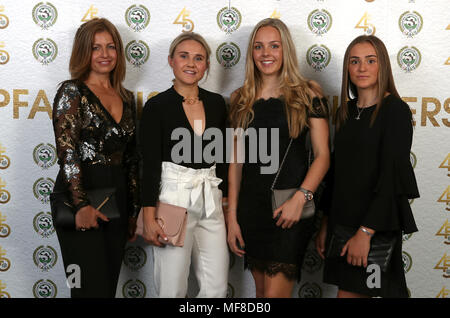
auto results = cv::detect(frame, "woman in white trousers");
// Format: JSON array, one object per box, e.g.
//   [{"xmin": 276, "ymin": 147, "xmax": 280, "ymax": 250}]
[{"xmin": 138, "ymin": 32, "xmax": 229, "ymax": 298}]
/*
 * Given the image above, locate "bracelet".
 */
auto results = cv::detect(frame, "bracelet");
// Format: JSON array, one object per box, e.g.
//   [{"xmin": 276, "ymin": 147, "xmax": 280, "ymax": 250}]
[{"xmin": 359, "ymin": 227, "xmax": 374, "ymax": 237}]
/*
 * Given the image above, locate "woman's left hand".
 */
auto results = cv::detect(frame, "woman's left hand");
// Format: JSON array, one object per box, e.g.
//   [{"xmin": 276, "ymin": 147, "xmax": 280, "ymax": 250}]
[
  {"xmin": 127, "ymin": 216, "xmax": 138, "ymax": 242},
  {"xmin": 273, "ymin": 191, "xmax": 305, "ymax": 229},
  {"xmin": 340, "ymin": 229, "xmax": 372, "ymax": 267}
]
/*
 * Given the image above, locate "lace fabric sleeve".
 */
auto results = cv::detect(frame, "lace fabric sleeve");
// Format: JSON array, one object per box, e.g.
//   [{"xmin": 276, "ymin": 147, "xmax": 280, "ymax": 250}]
[
  {"xmin": 52, "ymin": 81, "xmax": 90, "ymax": 211},
  {"xmin": 123, "ymin": 97, "xmax": 141, "ymax": 217}
]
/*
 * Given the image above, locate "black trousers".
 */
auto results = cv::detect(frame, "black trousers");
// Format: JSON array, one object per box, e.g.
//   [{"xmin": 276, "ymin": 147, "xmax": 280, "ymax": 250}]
[{"xmin": 54, "ymin": 164, "xmax": 128, "ymax": 298}]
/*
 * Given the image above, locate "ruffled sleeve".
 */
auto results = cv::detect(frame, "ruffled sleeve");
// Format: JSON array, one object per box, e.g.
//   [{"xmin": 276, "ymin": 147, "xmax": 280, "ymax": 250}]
[
  {"xmin": 52, "ymin": 80, "xmax": 90, "ymax": 211},
  {"xmin": 139, "ymin": 96, "xmax": 163, "ymax": 207},
  {"xmin": 361, "ymin": 97, "xmax": 419, "ymax": 234}
]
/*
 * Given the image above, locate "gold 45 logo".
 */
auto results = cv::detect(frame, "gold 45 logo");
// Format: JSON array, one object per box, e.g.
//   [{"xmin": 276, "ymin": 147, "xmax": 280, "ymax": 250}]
[
  {"xmin": 173, "ymin": 8, "xmax": 194, "ymax": 32},
  {"xmin": 355, "ymin": 12, "xmax": 376, "ymax": 35},
  {"xmin": 438, "ymin": 185, "xmax": 450, "ymax": 211}
]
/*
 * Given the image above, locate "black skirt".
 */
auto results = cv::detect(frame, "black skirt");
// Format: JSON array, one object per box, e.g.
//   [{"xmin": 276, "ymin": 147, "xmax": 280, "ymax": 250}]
[{"xmin": 323, "ymin": 230, "xmax": 408, "ymax": 298}]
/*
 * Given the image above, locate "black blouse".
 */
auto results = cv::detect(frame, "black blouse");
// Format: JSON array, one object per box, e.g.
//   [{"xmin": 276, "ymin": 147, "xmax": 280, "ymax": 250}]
[
  {"xmin": 139, "ymin": 86, "xmax": 229, "ymax": 207},
  {"xmin": 323, "ymin": 94, "xmax": 419, "ymax": 233},
  {"xmin": 52, "ymin": 80, "xmax": 140, "ymax": 217}
]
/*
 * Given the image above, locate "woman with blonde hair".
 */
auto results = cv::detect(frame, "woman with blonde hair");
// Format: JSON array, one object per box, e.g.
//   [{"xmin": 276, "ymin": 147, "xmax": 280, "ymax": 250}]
[
  {"xmin": 315, "ymin": 35, "xmax": 419, "ymax": 298},
  {"xmin": 51, "ymin": 18, "xmax": 140, "ymax": 297},
  {"xmin": 139, "ymin": 32, "xmax": 229, "ymax": 297},
  {"xmin": 227, "ymin": 18, "xmax": 330, "ymax": 297}
]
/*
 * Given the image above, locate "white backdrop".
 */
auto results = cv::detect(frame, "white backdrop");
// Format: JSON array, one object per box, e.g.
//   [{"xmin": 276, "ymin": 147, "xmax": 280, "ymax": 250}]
[{"xmin": 0, "ymin": 0, "xmax": 449, "ymax": 298}]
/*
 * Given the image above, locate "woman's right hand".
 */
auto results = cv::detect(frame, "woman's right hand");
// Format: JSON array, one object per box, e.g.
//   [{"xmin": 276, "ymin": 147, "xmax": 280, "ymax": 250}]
[
  {"xmin": 142, "ymin": 208, "xmax": 168, "ymax": 247},
  {"xmin": 226, "ymin": 216, "xmax": 245, "ymax": 257},
  {"xmin": 75, "ymin": 205, "xmax": 109, "ymax": 231},
  {"xmin": 315, "ymin": 216, "xmax": 328, "ymax": 259}
]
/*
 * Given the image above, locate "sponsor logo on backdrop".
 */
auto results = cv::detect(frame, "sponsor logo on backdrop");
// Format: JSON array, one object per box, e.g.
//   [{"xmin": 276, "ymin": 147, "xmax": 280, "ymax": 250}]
[
  {"xmin": 33, "ymin": 279, "xmax": 57, "ymax": 298},
  {"xmin": 33, "ymin": 245, "xmax": 57, "ymax": 271},
  {"xmin": 125, "ymin": 5, "xmax": 150, "ymax": 32},
  {"xmin": 0, "ymin": 5, "xmax": 9, "ymax": 29},
  {"xmin": 270, "ymin": 9, "xmax": 281, "ymax": 19},
  {"xmin": 402, "ymin": 251, "xmax": 412, "ymax": 273},
  {"xmin": 308, "ymin": 9, "xmax": 332, "ymax": 35},
  {"xmin": 126, "ymin": 40, "xmax": 150, "ymax": 67},
  {"xmin": 402, "ymin": 232, "xmax": 413, "ymax": 242},
  {"xmin": 122, "ymin": 279, "xmax": 146, "ymax": 298},
  {"xmin": 81, "ymin": 5, "xmax": 98, "ymax": 22},
  {"xmin": 0, "ymin": 280, "xmax": 10, "ymax": 298},
  {"xmin": 434, "ymin": 253, "xmax": 450, "ymax": 278},
  {"xmin": 355, "ymin": 12, "xmax": 376, "ymax": 35},
  {"xmin": 0, "ymin": 246, "xmax": 11, "ymax": 272},
  {"xmin": 217, "ymin": 6, "xmax": 242, "ymax": 34},
  {"xmin": 0, "ymin": 42, "xmax": 10, "ymax": 65},
  {"xmin": 410, "ymin": 151, "xmax": 417, "ymax": 168},
  {"xmin": 32, "ymin": 2, "xmax": 58, "ymax": 30},
  {"xmin": 0, "ymin": 213, "xmax": 11, "ymax": 238},
  {"xmin": 306, "ymin": 44, "xmax": 331, "ymax": 72},
  {"xmin": 33, "ymin": 143, "xmax": 57, "ymax": 169},
  {"xmin": 33, "ymin": 212, "xmax": 54, "ymax": 238},
  {"xmin": 0, "ymin": 178, "xmax": 10, "ymax": 204},
  {"xmin": 33, "ymin": 178, "xmax": 54, "ymax": 204},
  {"xmin": 298, "ymin": 282, "xmax": 322, "ymax": 298},
  {"xmin": 303, "ymin": 248, "xmax": 323, "ymax": 273},
  {"xmin": 226, "ymin": 283, "xmax": 235, "ymax": 298},
  {"xmin": 436, "ymin": 286, "xmax": 450, "ymax": 298},
  {"xmin": 32, "ymin": 38, "xmax": 58, "ymax": 65},
  {"xmin": 399, "ymin": 11, "xmax": 423, "ymax": 37},
  {"xmin": 123, "ymin": 246, "xmax": 147, "ymax": 271},
  {"xmin": 173, "ymin": 7, "xmax": 194, "ymax": 32},
  {"xmin": 439, "ymin": 153, "xmax": 450, "ymax": 176},
  {"xmin": 436, "ymin": 220, "xmax": 450, "ymax": 245},
  {"xmin": 397, "ymin": 46, "xmax": 421, "ymax": 72},
  {"xmin": 216, "ymin": 42, "xmax": 240, "ymax": 68},
  {"xmin": 437, "ymin": 185, "xmax": 450, "ymax": 211},
  {"xmin": 0, "ymin": 144, "xmax": 10, "ymax": 169}
]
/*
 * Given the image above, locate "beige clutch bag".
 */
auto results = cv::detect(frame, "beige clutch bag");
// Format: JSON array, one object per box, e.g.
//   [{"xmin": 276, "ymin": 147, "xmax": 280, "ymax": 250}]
[{"xmin": 136, "ymin": 202, "xmax": 188, "ymax": 247}]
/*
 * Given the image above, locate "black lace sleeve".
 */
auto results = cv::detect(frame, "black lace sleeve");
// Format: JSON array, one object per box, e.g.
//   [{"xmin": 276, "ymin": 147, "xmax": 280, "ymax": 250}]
[
  {"xmin": 308, "ymin": 97, "xmax": 329, "ymax": 119},
  {"xmin": 52, "ymin": 81, "xmax": 90, "ymax": 211},
  {"xmin": 123, "ymin": 96, "xmax": 140, "ymax": 217}
]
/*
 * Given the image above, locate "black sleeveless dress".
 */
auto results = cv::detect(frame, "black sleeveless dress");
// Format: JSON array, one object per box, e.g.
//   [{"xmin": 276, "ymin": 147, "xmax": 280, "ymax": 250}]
[{"xmin": 237, "ymin": 96, "xmax": 328, "ymax": 281}]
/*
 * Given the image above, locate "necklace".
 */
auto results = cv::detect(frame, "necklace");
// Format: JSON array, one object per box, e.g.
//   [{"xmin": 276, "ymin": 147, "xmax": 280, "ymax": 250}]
[
  {"xmin": 183, "ymin": 97, "xmax": 199, "ymax": 105},
  {"xmin": 355, "ymin": 97, "xmax": 377, "ymax": 120},
  {"xmin": 355, "ymin": 106, "xmax": 365, "ymax": 120}
]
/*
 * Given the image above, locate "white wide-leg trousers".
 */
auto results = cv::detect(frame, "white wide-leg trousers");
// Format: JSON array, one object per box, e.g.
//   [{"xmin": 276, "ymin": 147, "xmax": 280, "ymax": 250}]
[{"xmin": 152, "ymin": 162, "xmax": 229, "ymax": 298}]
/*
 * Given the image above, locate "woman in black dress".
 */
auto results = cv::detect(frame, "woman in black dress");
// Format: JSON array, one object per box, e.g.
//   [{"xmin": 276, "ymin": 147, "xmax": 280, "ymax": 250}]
[
  {"xmin": 52, "ymin": 18, "xmax": 140, "ymax": 297},
  {"xmin": 315, "ymin": 35, "xmax": 419, "ymax": 298},
  {"xmin": 227, "ymin": 18, "xmax": 330, "ymax": 298}
]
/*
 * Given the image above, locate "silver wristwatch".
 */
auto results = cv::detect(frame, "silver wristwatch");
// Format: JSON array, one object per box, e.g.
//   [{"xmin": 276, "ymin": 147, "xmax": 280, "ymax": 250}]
[{"xmin": 298, "ymin": 187, "xmax": 314, "ymax": 201}]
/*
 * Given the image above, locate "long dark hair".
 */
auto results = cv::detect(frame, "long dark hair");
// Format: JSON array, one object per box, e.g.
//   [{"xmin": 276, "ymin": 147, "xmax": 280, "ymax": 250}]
[
  {"xmin": 337, "ymin": 35, "xmax": 400, "ymax": 130},
  {"xmin": 68, "ymin": 18, "xmax": 131, "ymax": 103}
]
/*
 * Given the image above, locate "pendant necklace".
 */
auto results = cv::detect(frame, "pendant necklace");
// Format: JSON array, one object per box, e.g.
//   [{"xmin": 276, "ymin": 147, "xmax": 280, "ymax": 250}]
[
  {"xmin": 355, "ymin": 97, "xmax": 377, "ymax": 120},
  {"xmin": 183, "ymin": 96, "xmax": 199, "ymax": 105}
]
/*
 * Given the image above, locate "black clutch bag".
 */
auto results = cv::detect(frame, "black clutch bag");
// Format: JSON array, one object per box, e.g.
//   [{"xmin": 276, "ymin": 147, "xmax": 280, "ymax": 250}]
[
  {"xmin": 50, "ymin": 187, "xmax": 120, "ymax": 229},
  {"xmin": 326, "ymin": 224, "xmax": 397, "ymax": 272}
]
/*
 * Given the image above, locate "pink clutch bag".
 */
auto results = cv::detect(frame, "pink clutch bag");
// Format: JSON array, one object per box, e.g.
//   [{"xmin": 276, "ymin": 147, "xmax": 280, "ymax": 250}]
[{"xmin": 136, "ymin": 202, "xmax": 188, "ymax": 247}]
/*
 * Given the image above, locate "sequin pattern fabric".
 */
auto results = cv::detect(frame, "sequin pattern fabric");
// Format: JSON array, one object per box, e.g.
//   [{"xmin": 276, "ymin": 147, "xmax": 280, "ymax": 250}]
[{"xmin": 52, "ymin": 80, "xmax": 140, "ymax": 216}]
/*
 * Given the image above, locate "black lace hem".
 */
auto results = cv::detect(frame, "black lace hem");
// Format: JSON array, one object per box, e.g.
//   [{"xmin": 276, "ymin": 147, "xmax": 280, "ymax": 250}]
[{"xmin": 245, "ymin": 256, "xmax": 298, "ymax": 281}]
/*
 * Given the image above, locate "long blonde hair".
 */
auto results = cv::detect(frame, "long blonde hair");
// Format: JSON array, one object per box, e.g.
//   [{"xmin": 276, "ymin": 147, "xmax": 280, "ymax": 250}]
[
  {"xmin": 229, "ymin": 18, "xmax": 324, "ymax": 138},
  {"xmin": 337, "ymin": 35, "xmax": 400, "ymax": 130},
  {"xmin": 69, "ymin": 18, "xmax": 131, "ymax": 103}
]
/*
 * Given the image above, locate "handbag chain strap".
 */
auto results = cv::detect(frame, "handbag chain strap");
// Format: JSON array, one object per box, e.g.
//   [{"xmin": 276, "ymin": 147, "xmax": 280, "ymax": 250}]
[{"xmin": 270, "ymin": 138, "xmax": 293, "ymax": 191}]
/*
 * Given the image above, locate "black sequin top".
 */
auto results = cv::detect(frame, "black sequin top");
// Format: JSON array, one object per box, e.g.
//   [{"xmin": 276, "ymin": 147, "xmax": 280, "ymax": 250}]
[{"xmin": 52, "ymin": 80, "xmax": 140, "ymax": 217}]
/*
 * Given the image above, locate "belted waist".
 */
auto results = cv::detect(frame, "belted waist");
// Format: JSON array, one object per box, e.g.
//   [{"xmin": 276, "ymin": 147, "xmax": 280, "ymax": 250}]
[{"xmin": 160, "ymin": 162, "xmax": 222, "ymax": 218}]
